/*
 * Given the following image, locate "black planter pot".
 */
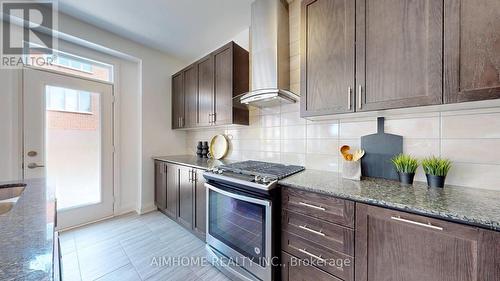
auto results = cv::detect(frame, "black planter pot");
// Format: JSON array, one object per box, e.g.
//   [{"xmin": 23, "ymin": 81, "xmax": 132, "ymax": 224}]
[
  {"xmin": 426, "ymin": 174, "xmax": 446, "ymax": 188},
  {"xmin": 398, "ymin": 172, "xmax": 415, "ymax": 185}
]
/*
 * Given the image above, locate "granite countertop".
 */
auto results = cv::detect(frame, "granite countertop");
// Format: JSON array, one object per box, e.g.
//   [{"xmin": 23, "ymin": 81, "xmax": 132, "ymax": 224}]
[
  {"xmin": 0, "ymin": 178, "xmax": 56, "ymax": 281},
  {"xmin": 153, "ymin": 155, "xmax": 233, "ymax": 170},
  {"xmin": 279, "ymin": 170, "xmax": 500, "ymax": 232}
]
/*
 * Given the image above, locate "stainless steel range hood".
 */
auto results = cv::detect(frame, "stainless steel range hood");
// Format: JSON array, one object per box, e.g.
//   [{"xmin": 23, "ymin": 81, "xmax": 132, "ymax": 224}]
[{"xmin": 239, "ymin": 0, "xmax": 298, "ymax": 108}]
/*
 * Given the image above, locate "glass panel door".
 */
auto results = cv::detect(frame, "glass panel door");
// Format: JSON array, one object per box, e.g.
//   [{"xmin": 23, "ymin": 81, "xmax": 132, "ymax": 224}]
[
  {"xmin": 23, "ymin": 68, "xmax": 114, "ymax": 229},
  {"xmin": 208, "ymin": 188, "xmax": 267, "ymax": 264}
]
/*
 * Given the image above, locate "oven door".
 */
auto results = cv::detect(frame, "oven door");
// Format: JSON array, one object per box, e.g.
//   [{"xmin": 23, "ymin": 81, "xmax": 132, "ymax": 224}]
[{"xmin": 206, "ymin": 182, "xmax": 272, "ymax": 281}]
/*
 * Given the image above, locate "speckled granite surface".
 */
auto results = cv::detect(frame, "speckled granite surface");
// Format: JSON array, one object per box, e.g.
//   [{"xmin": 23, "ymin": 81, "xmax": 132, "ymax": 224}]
[
  {"xmin": 153, "ymin": 155, "xmax": 233, "ymax": 170},
  {"xmin": 279, "ymin": 170, "xmax": 500, "ymax": 231},
  {"xmin": 0, "ymin": 178, "xmax": 56, "ymax": 281}
]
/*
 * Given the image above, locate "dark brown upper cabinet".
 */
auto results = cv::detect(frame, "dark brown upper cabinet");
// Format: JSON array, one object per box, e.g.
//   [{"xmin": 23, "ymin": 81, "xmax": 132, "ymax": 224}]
[
  {"xmin": 356, "ymin": 203, "xmax": 499, "ymax": 281},
  {"xmin": 301, "ymin": 0, "xmax": 355, "ymax": 117},
  {"xmin": 171, "ymin": 72, "xmax": 184, "ymax": 129},
  {"xmin": 197, "ymin": 55, "xmax": 214, "ymax": 127},
  {"xmin": 444, "ymin": 0, "xmax": 500, "ymax": 103},
  {"xmin": 184, "ymin": 64, "xmax": 198, "ymax": 128},
  {"xmin": 355, "ymin": 0, "xmax": 443, "ymax": 111},
  {"xmin": 171, "ymin": 41, "xmax": 249, "ymax": 129}
]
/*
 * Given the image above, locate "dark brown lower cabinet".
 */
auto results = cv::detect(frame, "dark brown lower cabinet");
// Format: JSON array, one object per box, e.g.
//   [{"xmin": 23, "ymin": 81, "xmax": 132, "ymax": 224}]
[
  {"xmin": 178, "ymin": 166, "xmax": 193, "ymax": 229},
  {"xmin": 192, "ymin": 169, "xmax": 207, "ymax": 240},
  {"xmin": 154, "ymin": 161, "xmax": 207, "ymax": 242},
  {"xmin": 154, "ymin": 161, "xmax": 167, "ymax": 211},
  {"xmin": 281, "ymin": 251, "xmax": 342, "ymax": 281},
  {"xmin": 355, "ymin": 203, "xmax": 500, "ymax": 281}
]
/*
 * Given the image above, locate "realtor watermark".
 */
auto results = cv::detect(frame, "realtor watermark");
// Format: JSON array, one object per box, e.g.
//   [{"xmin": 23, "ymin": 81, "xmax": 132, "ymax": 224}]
[
  {"xmin": 150, "ymin": 255, "xmax": 352, "ymax": 269},
  {"xmin": 0, "ymin": 0, "xmax": 58, "ymax": 68}
]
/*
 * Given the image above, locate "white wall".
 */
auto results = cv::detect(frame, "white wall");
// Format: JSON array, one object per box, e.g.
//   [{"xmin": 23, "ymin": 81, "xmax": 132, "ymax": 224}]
[{"xmin": 0, "ymin": 13, "xmax": 188, "ymax": 214}]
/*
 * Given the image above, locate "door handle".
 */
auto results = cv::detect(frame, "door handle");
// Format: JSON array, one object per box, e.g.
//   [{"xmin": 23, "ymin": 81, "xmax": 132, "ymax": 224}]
[
  {"xmin": 27, "ymin": 163, "xmax": 45, "ymax": 169},
  {"xmin": 347, "ymin": 86, "xmax": 352, "ymax": 110},
  {"xmin": 391, "ymin": 216, "xmax": 443, "ymax": 231},
  {"xmin": 358, "ymin": 85, "xmax": 363, "ymax": 109}
]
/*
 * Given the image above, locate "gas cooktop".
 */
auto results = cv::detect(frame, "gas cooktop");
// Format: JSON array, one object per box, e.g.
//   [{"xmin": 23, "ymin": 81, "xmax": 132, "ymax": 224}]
[{"xmin": 204, "ymin": 160, "xmax": 305, "ymax": 191}]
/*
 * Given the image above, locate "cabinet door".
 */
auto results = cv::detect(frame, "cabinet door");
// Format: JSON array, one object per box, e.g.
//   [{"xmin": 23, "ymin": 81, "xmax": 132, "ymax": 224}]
[
  {"xmin": 214, "ymin": 46, "xmax": 233, "ymax": 125},
  {"xmin": 282, "ymin": 251, "xmax": 342, "ymax": 281},
  {"xmin": 300, "ymin": 0, "xmax": 355, "ymax": 117},
  {"xmin": 164, "ymin": 163, "xmax": 178, "ymax": 219},
  {"xmin": 198, "ymin": 56, "xmax": 215, "ymax": 126},
  {"xmin": 154, "ymin": 161, "xmax": 167, "ymax": 210},
  {"xmin": 171, "ymin": 72, "xmax": 185, "ymax": 129},
  {"xmin": 192, "ymin": 169, "xmax": 207, "ymax": 240},
  {"xmin": 444, "ymin": 0, "xmax": 500, "ymax": 103},
  {"xmin": 184, "ymin": 65, "xmax": 198, "ymax": 128},
  {"xmin": 356, "ymin": 0, "xmax": 443, "ymax": 111},
  {"xmin": 177, "ymin": 166, "xmax": 193, "ymax": 229},
  {"xmin": 356, "ymin": 204, "xmax": 484, "ymax": 281}
]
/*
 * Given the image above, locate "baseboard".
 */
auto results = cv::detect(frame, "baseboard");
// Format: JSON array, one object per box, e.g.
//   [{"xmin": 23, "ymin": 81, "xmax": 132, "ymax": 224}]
[
  {"xmin": 138, "ymin": 203, "xmax": 157, "ymax": 214},
  {"xmin": 115, "ymin": 203, "xmax": 138, "ymax": 216}
]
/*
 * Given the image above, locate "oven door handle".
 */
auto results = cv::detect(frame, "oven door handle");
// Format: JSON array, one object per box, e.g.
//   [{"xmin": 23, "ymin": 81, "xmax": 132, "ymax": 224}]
[{"xmin": 205, "ymin": 183, "xmax": 271, "ymax": 207}]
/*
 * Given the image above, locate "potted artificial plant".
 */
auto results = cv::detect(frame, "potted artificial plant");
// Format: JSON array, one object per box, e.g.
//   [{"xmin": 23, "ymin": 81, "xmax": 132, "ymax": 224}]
[
  {"xmin": 391, "ymin": 154, "xmax": 419, "ymax": 185},
  {"xmin": 422, "ymin": 156, "xmax": 452, "ymax": 188}
]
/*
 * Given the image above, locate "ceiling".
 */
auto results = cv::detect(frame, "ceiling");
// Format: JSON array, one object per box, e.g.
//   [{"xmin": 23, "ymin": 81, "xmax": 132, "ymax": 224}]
[{"xmin": 58, "ymin": 0, "xmax": 253, "ymax": 61}]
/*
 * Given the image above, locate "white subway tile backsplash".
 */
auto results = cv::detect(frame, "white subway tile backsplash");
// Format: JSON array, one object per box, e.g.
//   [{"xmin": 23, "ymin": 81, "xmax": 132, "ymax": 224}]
[
  {"xmin": 441, "ymin": 139, "xmax": 500, "ymax": 165},
  {"xmin": 281, "ymin": 125, "xmax": 306, "ymax": 139},
  {"xmin": 445, "ymin": 163, "xmax": 500, "ymax": 191},
  {"xmin": 306, "ymin": 154, "xmax": 339, "ymax": 172},
  {"xmin": 306, "ymin": 139, "xmax": 339, "ymax": 155},
  {"xmin": 185, "ymin": 95, "xmax": 500, "ymax": 191},
  {"xmin": 441, "ymin": 112, "xmax": 500, "ymax": 138},
  {"xmin": 385, "ymin": 117, "xmax": 440, "ymax": 138},
  {"xmin": 339, "ymin": 120, "xmax": 377, "ymax": 138},
  {"xmin": 307, "ymin": 123, "xmax": 339, "ymax": 139},
  {"xmin": 281, "ymin": 139, "xmax": 306, "ymax": 153},
  {"xmin": 281, "ymin": 111, "xmax": 305, "ymax": 126},
  {"xmin": 403, "ymin": 139, "xmax": 440, "ymax": 158}
]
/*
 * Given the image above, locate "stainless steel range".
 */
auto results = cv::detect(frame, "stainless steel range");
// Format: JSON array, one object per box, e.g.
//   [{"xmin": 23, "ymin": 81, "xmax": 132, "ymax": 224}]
[{"xmin": 204, "ymin": 161, "xmax": 305, "ymax": 281}]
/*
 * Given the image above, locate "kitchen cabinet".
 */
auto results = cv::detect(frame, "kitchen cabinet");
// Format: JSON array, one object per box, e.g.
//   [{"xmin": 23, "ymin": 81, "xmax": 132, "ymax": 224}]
[
  {"xmin": 444, "ymin": 0, "xmax": 500, "ymax": 103},
  {"xmin": 171, "ymin": 72, "xmax": 184, "ymax": 129},
  {"xmin": 192, "ymin": 169, "xmax": 207, "ymax": 240},
  {"xmin": 178, "ymin": 166, "xmax": 193, "ymax": 229},
  {"xmin": 165, "ymin": 163, "xmax": 178, "ymax": 218},
  {"xmin": 300, "ymin": 0, "xmax": 355, "ymax": 117},
  {"xmin": 282, "ymin": 251, "xmax": 342, "ymax": 281},
  {"xmin": 356, "ymin": 0, "xmax": 443, "ymax": 111},
  {"xmin": 171, "ymin": 41, "xmax": 249, "ymax": 129},
  {"xmin": 154, "ymin": 160, "xmax": 207, "ymax": 241},
  {"xmin": 184, "ymin": 64, "xmax": 198, "ymax": 128},
  {"xmin": 154, "ymin": 161, "xmax": 167, "ymax": 211},
  {"xmin": 197, "ymin": 55, "xmax": 214, "ymax": 127},
  {"xmin": 355, "ymin": 203, "xmax": 499, "ymax": 281}
]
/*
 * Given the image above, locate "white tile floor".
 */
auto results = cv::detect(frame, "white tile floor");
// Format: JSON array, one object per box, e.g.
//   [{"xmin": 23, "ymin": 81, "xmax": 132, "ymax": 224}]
[{"xmin": 59, "ymin": 211, "xmax": 231, "ymax": 281}]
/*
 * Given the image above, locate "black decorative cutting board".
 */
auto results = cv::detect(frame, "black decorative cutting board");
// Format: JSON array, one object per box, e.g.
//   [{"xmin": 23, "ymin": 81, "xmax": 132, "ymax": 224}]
[{"xmin": 361, "ymin": 117, "xmax": 402, "ymax": 180}]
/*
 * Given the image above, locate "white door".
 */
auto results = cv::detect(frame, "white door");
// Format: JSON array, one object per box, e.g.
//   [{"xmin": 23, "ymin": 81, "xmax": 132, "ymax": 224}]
[{"xmin": 23, "ymin": 68, "xmax": 114, "ymax": 229}]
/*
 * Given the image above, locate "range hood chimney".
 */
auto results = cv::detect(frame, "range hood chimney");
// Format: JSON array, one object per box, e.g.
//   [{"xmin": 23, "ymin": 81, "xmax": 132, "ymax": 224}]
[{"xmin": 239, "ymin": 0, "xmax": 298, "ymax": 108}]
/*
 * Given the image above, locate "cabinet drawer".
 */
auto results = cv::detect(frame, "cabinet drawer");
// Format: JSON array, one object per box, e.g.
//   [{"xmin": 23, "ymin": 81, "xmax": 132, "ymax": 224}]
[
  {"xmin": 282, "ymin": 231, "xmax": 354, "ymax": 281},
  {"xmin": 282, "ymin": 251, "xmax": 342, "ymax": 281},
  {"xmin": 282, "ymin": 188, "xmax": 355, "ymax": 228},
  {"xmin": 282, "ymin": 209, "xmax": 354, "ymax": 256}
]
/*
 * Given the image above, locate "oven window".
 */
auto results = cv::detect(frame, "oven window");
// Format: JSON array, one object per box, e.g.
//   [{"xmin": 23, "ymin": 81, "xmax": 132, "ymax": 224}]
[{"xmin": 209, "ymin": 189, "xmax": 266, "ymax": 264}]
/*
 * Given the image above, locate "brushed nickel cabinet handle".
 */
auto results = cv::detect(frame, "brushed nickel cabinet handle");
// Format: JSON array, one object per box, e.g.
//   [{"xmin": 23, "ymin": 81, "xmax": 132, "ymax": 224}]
[
  {"xmin": 358, "ymin": 85, "xmax": 363, "ymax": 109},
  {"xmin": 297, "ymin": 248, "xmax": 326, "ymax": 262},
  {"xmin": 299, "ymin": 225, "xmax": 326, "ymax": 236},
  {"xmin": 391, "ymin": 216, "xmax": 443, "ymax": 231},
  {"xmin": 208, "ymin": 113, "xmax": 212, "ymax": 124},
  {"xmin": 348, "ymin": 86, "xmax": 352, "ymax": 110},
  {"xmin": 213, "ymin": 112, "xmax": 216, "ymax": 124},
  {"xmin": 298, "ymin": 201, "xmax": 326, "ymax": 211}
]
